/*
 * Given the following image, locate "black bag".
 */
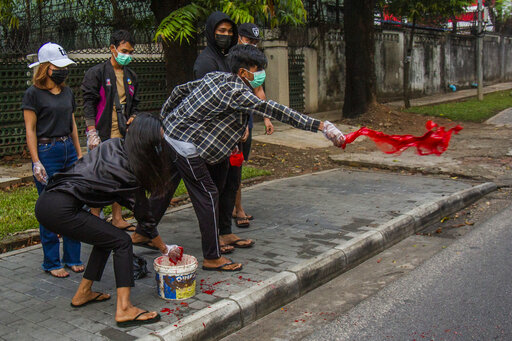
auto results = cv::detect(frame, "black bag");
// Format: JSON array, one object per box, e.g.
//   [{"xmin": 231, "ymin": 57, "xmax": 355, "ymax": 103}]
[
  {"xmin": 133, "ymin": 253, "xmax": 150, "ymax": 280},
  {"xmin": 114, "ymin": 90, "xmax": 128, "ymax": 137}
]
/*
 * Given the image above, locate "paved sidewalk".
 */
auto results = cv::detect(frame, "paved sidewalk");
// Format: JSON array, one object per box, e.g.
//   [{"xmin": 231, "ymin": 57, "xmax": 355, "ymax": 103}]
[
  {"xmin": 385, "ymin": 82, "xmax": 512, "ymax": 108},
  {"xmin": 0, "ymin": 169, "xmax": 494, "ymax": 340}
]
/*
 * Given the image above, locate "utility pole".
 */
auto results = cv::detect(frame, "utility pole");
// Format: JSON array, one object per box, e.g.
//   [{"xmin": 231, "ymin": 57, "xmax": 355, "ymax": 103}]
[{"xmin": 477, "ymin": 0, "xmax": 484, "ymax": 101}]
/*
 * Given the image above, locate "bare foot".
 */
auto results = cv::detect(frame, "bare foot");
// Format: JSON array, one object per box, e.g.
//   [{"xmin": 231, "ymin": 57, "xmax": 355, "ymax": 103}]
[
  {"xmin": 112, "ymin": 218, "xmax": 135, "ymax": 231},
  {"xmin": 219, "ymin": 243, "xmax": 235, "ymax": 254},
  {"xmin": 233, "ymin": 208, "xmax": 253, "ymax": 220},
  {"xmin": 68, "ymin": 265, "xmax": 85, "ymax": 273},
  {"xmin": 203, "ymin": 256, "xmax": 242, "ymax": 270},
  {"xmin": 71, "ymin": 289, "xmax": 111, "ymax": 306},
  {"xmin": 131, "ymin": 232, "xmax": 153, "ymax": 245},
  {"xmin": 47, "ymin": 268, "xmax": 70, "ymax": 278},
  {"xmin": 220, "ymin": 234, "xmax": 254, "ymax": 247},
  {"xmin": 116, "ymin": 304, "xmax": 158, "ymax": 323}
]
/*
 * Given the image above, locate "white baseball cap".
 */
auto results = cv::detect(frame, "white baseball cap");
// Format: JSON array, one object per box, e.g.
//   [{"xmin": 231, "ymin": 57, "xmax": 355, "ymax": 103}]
[{"xmin": 29, "ymin": 42, "xmax": 76, "ymax": 68}]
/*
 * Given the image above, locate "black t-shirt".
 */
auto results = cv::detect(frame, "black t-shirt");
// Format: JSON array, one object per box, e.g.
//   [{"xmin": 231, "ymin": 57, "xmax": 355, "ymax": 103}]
[{"xmin": 21, "ymin": 85, "xmax": 76, "ymax": 138}]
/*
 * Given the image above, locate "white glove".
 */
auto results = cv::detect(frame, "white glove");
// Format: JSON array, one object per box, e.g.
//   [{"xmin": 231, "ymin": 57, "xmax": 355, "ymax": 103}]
[
  {"xmin": 86, "ymin": 129, "xmax": 101, "ymax": 150},
  {"xmin": 33, "ymin": 161, "xmax": 48, "ymax": 185},
  {"xmin": 162, "ymin": 244, "xmax": 184, "ymax": 265},
  {"xmin": 323, "ymin": 121, "xmax": 345, "ymax": 147}
]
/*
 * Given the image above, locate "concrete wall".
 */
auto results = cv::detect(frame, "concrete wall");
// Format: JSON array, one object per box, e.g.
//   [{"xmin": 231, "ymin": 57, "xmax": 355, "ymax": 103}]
[
  {"xmin": 264, "ymin": 27, "xmax": 512, "ymax": 111},
  {"xmin": 313, "ymin": 28, "xmax": 346, "ymax": 111}
]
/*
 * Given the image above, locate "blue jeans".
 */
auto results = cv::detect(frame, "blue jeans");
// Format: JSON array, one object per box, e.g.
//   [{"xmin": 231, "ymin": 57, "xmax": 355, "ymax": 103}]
[{"xmin": 34, "ymin": 138, "xmax": 82, "ymax": 271}]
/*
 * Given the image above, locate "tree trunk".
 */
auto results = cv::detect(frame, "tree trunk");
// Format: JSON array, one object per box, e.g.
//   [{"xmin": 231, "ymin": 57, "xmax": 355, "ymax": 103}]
[
  {"xmin": 150, "ymin": 0, "xmax": 197, "ymax": 93},
  {"xmin": 343, "ymin": 0, "xmax": 377, "ymax": 118},
  {"xmin": 403, "ymin": 16, "xmax": 416, "ymax": 109}
]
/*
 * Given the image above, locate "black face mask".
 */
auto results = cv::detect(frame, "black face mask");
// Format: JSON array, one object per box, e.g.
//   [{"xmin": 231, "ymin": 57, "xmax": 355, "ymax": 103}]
[
  {"xmin": 48, "ymin": 69, "xmax": 69, "ymax": 85},
  {"xmin": 215, "ymin": 34, "xmax": 232, "ymax": 51}
]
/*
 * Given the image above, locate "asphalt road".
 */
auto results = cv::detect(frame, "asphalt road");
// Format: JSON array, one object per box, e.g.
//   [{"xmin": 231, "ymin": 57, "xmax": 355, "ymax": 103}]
[
  {"xmin": 221, "ymin": 192, "xmax": 511, "ymax": 341},
  {"xmin": 305, "ymin": 204, "xmax": 512, "ymax": 341}
]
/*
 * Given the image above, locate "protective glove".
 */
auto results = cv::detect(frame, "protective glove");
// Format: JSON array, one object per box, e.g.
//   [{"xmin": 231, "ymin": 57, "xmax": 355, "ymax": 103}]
[
  {"xmin": 86, "ymin": 129, "xmax": 101, "ymax": 150},
  {"xmin": 162, "ymin": 244, "xmax": 184, "ymax": 265},
  {"xmin": 33, "ymin": 161, "xmax": 48, "ymax": 185},
  {"xmin": 323, "ymin": 121, "xmax": 345, "ymax": 147}
]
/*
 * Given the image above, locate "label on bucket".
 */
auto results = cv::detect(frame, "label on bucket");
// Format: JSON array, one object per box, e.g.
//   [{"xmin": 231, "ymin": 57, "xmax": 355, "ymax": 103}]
[{"xmin": 156, "ymin": 272, "xmax": 196, "ymax": 300}]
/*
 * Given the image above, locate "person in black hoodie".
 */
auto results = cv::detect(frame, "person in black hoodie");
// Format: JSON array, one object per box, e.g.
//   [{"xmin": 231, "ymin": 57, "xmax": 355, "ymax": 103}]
[
  {"xmin": 81, "ymin": 29, "xmax": 140, "ymax": 231},
  {"xmin": 192, "ymin": 12, "xmax": 255, "ymax": 255},
  {"xmin": 193, "ymin": 11, "xmax": 238, "ymax": 79}
]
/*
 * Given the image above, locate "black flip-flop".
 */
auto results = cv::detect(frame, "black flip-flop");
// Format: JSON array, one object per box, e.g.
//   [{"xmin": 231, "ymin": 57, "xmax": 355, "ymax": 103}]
[
  {"xmin": 202, "ymin": 259, "xmax": 243, "ymax": 272},
  {"xmin": 132, "ymin": 242, "xmax": 159, "ymax": 251},
  {"xmin": 118, "ymin": 224, "xmax": 136, "ymax": 232},
  {"xmin": 233, "ymin": 214, "xmax": 254, "ymax": 221},
  {"xmin": 220, "ymin": 244, "xmax": 235, "ymax": 254},
  {"xmin": 235, "ymin": 217, "xmax": 250, "ymax": 228},
  {"xmin": 116, "ymin": 311, "xmax": 161, "ymax": 328},
  {"xmin": 70, "ymin": 292, "xmax": 111, "ymax": 308},
  {"xmin": 227, "ymin": 239, "xmax": 254, "ymax": 248}
]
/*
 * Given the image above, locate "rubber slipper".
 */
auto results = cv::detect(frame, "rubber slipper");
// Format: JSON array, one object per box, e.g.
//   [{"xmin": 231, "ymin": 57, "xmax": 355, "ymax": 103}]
[
  {"xmin": 117, "ymin": 224, "xmax": 136, "ymax": 232},
  {"xmin": 65, "ymin": 264, "xmax": 85, "ymax": 273},
  {"xmin": 45, "ymin": 269, "xmax": 70, "ymax": 278},
  {"xmin": 232, "ymin": 214, "xmax": 254, "ymax": 221},
  {"xmin": 70, "ymin": 292, "xmax": 111, "ymax": 308},
  {"xmin": 132, "ymin": 241, "xmax": 159, "ymax": 251},
  {"xmin": 227, "ymin": 239, "xmax": 254, "ymax": 248},
  {"xmin": 235, "ymin": 217, "xmax": 250, "ymax": 228},
  {"xmin": 202, "ymin": 261, "xmax": 243, "ymax": 272},
  {"xmin": 116, "ymin": 311, "xmax": 161, "ymax": 328},
  {"xmin": 220, "ymin": 244, "xmax": 235, "ymax": 254}
]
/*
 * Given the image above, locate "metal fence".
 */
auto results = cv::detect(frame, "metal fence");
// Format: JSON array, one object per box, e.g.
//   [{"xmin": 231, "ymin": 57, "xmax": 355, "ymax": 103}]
[
  {"xmin": 0, "ymin": 0, "xmax": 168, "ymax": 157},
  {"xmin": 288, "ymin": 50, "xmax": 305, "ymax": 112},
  {"xmin": 0, "ymin": 56, "xmax": 167, "ymax": 157}
]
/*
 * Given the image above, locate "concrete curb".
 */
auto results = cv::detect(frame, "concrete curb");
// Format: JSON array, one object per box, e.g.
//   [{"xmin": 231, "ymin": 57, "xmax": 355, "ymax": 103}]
[
  {"xmin": 0, "ymin": 175, "xmax": 33, "ymax": 189},
  {"xmin": 329, "ymin": 155, "xmax": 479, "ymax": 181},
  {"xmin": 140, "ymin": 182, "xmax": 497, "ymax": 341}
]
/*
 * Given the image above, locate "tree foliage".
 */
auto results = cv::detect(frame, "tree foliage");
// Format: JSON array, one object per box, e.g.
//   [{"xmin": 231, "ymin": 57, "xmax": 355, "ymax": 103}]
[
  {"xmin": 488, "ymin": 0, "xmax": 512, "ymax": 33},
  {"xmin": 379, "ymin": 0, "xmax": 473, "ymax": 108},
  {"xmin": 0, "ymin": 0, "xmax": 20, "ymax": 28},
  {"xmin": 378, "ymin": 0, "xmax": 473, "ymax": 24},
  {"xmin": 155, "ymin": 0, "xmax": 307, "ymax": 44}
]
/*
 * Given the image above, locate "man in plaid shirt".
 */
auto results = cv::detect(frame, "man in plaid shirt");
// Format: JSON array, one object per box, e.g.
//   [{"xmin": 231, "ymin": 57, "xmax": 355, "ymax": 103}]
[{"xmin": 156, "ymin": 45, "xmax": 344, "ymax": 271}]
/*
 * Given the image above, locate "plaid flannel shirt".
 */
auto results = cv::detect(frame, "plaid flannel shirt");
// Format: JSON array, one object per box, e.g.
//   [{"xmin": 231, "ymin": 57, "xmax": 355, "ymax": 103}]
[{"xmin": 161, "ymin": 71, "xmax": 321, "ymax": 164}]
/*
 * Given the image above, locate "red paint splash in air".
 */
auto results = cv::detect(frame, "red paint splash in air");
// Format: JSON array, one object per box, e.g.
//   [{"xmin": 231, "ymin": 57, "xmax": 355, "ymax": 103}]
[{"xmin": 342, "ymin": 121, "xmax": 463, "ymax": 156}]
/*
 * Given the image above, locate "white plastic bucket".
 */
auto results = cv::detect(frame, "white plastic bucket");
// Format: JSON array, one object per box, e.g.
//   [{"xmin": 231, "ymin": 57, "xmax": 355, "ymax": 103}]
[{"xmin": 154, "ymin": 254, "xmax": 198, "ymax": 300}]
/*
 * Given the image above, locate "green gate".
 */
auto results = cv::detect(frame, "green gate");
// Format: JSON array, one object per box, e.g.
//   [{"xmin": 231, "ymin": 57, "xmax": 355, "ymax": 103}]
[
  {"xmin": 0, "ymin": 57, "xmax": 167, "ymax": 157},
  {"xmin": 288, "ymin": 50, "xmax": 305, "ymax": 112}
]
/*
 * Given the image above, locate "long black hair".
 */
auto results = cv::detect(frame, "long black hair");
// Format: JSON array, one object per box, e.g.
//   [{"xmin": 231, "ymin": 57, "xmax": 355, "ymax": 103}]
[{"xmin": 124, "ymin": 113, "xmax": 171, "ymax": 197}]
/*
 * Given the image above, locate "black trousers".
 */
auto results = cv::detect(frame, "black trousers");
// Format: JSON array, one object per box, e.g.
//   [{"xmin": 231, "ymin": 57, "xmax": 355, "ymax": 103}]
[
  {"xmin": 145, "ymin": 145, "xmax": 227, "ymax": 259},
  {"xmin": 217, "ymin": 162, "xmax": 241, "ymax": 235},
  {"xmin": 35, "ymin": 191, "xmax": 134, "ymax": 288}
]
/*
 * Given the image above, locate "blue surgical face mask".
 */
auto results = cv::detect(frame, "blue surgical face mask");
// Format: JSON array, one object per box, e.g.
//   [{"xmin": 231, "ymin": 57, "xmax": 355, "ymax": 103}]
[
  {"xmin": 244, "ymin": 69, "xmax": 266, "ymax": 88},
  {"xmin": 115, "ymin": 50, "xmax": 133, "ymax": 66}
]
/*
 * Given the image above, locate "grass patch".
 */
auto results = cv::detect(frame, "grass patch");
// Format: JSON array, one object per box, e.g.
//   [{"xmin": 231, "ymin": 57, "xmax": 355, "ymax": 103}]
[
  {"xmin": 0, "ymin": 185, "xmax": 39, "ymax": 240},
  {"xmin": 0, "ymin": 165, "xmax": 272, "ymax": 240},
  {"xmin": 407, "ymin": 90, "xmax": 512, "ymax": 122},
  {"xmin": 242, "ymin": 165, "xmax": 272, "ymax": 179}
]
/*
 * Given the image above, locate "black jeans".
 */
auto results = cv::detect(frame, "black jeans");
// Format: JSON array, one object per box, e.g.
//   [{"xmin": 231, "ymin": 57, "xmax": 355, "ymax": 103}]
[
  {"xmin": 216, "ymin": 162, "xmax": 242, "ymax": 236},
  {"xmin": 35, "ymin": 191, "xmax": 134, "ymax": 288}
]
